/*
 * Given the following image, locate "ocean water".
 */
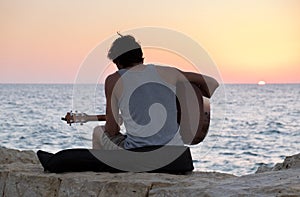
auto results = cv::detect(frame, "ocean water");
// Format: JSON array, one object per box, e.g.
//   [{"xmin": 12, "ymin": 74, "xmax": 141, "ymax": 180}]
[{"xmin": 0, "ymin": 84, "xmax": 299, "ymax": 176}]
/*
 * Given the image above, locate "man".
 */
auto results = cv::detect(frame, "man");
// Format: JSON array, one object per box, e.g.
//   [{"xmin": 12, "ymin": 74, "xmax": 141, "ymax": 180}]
[{"xmin": 93, "ymin": 35, "xmax": 219, "ymax": 150}]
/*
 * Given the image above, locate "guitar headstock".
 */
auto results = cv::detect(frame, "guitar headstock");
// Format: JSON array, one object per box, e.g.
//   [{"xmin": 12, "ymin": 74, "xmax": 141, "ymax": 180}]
[{"xmin": 61, "ymin": 111, "xmax": 88, "ymax": 125}]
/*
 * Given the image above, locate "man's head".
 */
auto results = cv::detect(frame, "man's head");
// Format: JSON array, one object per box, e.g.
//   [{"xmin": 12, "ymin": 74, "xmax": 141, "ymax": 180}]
[{"xmin": 108, "ymin": 35, "xmax": 144, "ymax": 69}]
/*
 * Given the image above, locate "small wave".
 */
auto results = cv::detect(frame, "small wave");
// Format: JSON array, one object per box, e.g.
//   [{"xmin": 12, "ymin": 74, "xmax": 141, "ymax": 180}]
[
  {"xmin": 243, "ymin": 151, "xmax": 259, "ymax": 156},
  {"xmin": 245, "ymin": 121, "xmax": 258, "ymax": 127},
  {"xmin": 288, "ymin": 110, "xmax": 300, "ymax": 116},
  {"xmin": 267, "ymin": 121, "xmax": 284, "ymax": 128},
  {"xmin": 14, "ymin": 124, "xmax": 25, "ymax": 127},
  {"xmin": 219, "ymin": 152, "xmax": 235, "ymax": 156},
  {"xmin": 258, "ymin": 129, "xmax": 281, "ymax": 135},
  {"xmin": 255, "ymin": 162, "xmax": 275, "ymax": 168}
]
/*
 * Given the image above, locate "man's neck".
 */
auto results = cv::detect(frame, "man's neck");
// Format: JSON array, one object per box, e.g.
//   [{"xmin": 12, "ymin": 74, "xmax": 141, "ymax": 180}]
[{"xmin": 118, "ymin": 62, "xmax": 143, "ymax": 70}]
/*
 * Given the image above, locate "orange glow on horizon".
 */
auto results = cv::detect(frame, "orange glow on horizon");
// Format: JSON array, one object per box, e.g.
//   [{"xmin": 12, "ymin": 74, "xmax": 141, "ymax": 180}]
[
  {"xmin": 144, "ymin": 48, "xmax": 198, "ymax": 72},
  {"xmin": 0, "ymin": 0, "xmax": 299, "ymax": 84}
]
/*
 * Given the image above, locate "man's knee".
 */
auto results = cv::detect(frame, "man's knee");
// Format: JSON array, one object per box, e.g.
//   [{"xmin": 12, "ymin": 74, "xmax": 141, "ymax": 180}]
[
  {"xmin": 93, "ymin": 125, "xmax": 105, "ymax": 139},
  {"xmin": 92, "ymin": 125, "xmax": 106, "ymax": 149}
]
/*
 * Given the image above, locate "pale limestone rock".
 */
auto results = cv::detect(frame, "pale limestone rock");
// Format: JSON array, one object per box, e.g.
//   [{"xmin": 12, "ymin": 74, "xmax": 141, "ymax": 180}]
[
  {"xmin": 256, "ymin": 153, "xmax": 300, "ymax": 173},
  {"xmin": 98, "ymin": 181, "xmax": 151, "ymax": 197},
  {"xmin": 58, "ymin": 176, "xmax": 105, "ymax": 197},
  {"xmin": 0, "ymin": 147, "xmax": 300, "ymax": 197},
  {"xmin": 0, "ymin": 171, "xmax": 8, "ymax": 196},
  {"xmin": 202, "ymin": 169, "xmax": 300, "ymax": 197},
  {"xmin": 0, "ymin": 163, "xmax": 43, "ymax": 172},
  {"xmin": 4, "ymin": 172, "xmax": 60, "ymax": 197},
  {"xmin": 0, "ymin": 147, "xmax": 39, "ymax": 164}
]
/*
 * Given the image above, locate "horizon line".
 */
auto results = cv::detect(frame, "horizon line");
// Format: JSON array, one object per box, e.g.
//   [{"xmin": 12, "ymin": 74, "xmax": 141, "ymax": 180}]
[{"xmin": 0, "ymin": 82, "xmax": 299, "ymax": 85}]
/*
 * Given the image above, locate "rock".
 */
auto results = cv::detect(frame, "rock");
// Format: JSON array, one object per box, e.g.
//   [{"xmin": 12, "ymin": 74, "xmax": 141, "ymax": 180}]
[
  {"xmin": 256, "ymin": 153, "xmax": 300, "ymax": 173},
  {"xmin": 202, "ymin": 169, "xmax": 300, "ymax": 196},
  {"xmin": 0, "ymin": 147, "xmax": 39, "ymax": 164},
  {"xmin": 0, "ymin": 147, "xmax": 300, "ymax": 196},
  {"xmin": 4, "ymin": 172, "xmax": 60, "ymax": 197}
]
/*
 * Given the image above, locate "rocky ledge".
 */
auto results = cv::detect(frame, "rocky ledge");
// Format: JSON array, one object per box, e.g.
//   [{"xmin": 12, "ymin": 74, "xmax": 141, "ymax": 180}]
[{"xmin": 0, "ymin": 147, "xmax": 299, "ymax": 197}]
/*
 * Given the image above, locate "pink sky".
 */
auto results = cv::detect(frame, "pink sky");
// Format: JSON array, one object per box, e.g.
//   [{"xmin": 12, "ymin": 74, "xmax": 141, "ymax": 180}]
[{"xmin": 1, "ymin": 0, "xmax": 299, "ymax": 84}]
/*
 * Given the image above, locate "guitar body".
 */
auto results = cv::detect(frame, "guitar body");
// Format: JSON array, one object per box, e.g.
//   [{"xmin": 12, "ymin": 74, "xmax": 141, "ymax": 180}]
[{"xmin": 176, "ymin": 82, "xmax": 210, "ymax": 145}]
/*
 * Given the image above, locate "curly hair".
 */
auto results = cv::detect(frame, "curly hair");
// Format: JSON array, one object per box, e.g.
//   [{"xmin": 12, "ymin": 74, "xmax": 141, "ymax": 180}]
[{"xmin": 107, "ymin": 35, "xmax": 143, "ymax": 67}]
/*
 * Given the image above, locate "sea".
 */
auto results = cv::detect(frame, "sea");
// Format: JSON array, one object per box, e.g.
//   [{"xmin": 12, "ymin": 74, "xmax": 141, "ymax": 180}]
[{"xmin": 0, "ymin": 83, "xmax": 299, "ymax": 176}]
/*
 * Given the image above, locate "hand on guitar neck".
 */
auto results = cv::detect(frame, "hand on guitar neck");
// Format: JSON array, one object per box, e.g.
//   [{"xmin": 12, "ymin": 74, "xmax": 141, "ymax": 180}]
[{"xmin": 61, "ymin": 112, "xmax": 108, "ymax": 126}]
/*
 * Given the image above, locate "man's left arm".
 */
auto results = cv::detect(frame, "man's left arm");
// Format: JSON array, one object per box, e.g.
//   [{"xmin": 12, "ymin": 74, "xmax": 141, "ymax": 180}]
[{"xmin": 104, "ymin": 74, "xmax": 121, "ymax": 136}]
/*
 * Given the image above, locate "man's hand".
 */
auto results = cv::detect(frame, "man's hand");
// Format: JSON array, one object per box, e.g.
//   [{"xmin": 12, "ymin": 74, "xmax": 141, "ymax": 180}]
[{"xmin": 202, "ymin": 75, "xmax": 219, "ymax": 98}]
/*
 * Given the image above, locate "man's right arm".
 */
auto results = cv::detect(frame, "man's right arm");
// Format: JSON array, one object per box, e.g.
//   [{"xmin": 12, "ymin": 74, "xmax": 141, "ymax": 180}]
[{"xmin": 154, "ymin": 65, "xmax": 219, "ymax": 98}]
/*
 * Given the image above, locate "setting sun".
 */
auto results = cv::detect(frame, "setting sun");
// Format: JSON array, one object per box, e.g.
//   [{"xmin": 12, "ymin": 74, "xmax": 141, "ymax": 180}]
[{"xmin": 258, "ymin": 81, "xmax": 266, "ymax": 85}]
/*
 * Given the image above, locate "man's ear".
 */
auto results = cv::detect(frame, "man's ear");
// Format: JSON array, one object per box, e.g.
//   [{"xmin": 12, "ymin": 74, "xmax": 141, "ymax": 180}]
[{"xmin": 115, "ymin": 61, "xmax": 123, "ymax": 70}]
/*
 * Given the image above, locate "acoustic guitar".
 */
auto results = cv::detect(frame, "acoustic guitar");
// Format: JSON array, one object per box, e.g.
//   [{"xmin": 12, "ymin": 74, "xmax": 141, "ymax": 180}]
[{"xmin": 62, "ymin": 83, "xmax": 210, "ymax": 145}]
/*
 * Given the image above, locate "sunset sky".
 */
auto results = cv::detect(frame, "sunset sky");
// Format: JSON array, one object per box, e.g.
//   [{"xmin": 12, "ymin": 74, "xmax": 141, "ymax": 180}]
[{"xmin": 1, "ymin": 0, "xmax": 299, "ymax": 84}]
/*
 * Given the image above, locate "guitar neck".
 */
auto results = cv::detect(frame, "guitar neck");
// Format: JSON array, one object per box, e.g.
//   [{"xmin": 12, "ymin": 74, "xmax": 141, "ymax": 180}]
[{"xmin": 85, "ymin": 114, "xmax": 106, "ymax": 122}]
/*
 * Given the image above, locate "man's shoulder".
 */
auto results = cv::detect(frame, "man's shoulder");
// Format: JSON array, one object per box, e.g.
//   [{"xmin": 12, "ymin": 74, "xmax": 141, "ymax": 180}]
[
  {"xmin": 151, "ymin": 64, "xmax": 182, "ymax": 77},
  {"xmin": 106, "ymin": 72, "xmax": 121, "ymax": 82},
  {"xmin": 152, "ymin": 64, "xmax": 179, "ymax": 72},
  {"xmin": 105, "ymin": 72, "xmax": 121, "ymax": 87}
]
